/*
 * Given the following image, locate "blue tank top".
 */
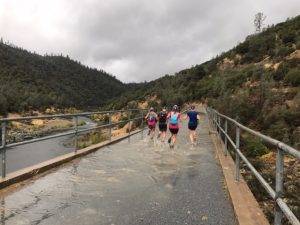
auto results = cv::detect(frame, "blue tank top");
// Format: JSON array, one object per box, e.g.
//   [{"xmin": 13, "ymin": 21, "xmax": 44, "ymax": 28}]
[{"xmin": 187, "ymin": 111, "xmax": 198, "ymax": 126}]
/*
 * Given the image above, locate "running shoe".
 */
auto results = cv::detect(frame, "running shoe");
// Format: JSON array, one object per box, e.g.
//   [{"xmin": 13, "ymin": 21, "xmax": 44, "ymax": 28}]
[{"xmin": 168, "ymin": 137, "xmax": 171, "ymax": 144}]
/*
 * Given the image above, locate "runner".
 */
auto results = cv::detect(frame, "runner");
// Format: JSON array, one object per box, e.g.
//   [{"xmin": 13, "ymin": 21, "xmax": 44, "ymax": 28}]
[
  {"xmin": 185, "ymin": 105, "xmax": 200, "ymax": 145},
  {"xmin": 167, "ymin": 105, "xmax": 182, "ymax": 148},
  {"xmin": 157, "ymin": 106, "xmax": 168, "ymax": 143},
  {"xmin": 145, "ymin": 107, "xmax": 158, "ymax": 140}
]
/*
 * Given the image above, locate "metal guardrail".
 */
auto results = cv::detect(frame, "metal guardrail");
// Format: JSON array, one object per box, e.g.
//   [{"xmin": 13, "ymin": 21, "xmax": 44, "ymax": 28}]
[
  {"xmin": 206, "ymin": 107, "xmax": 300, "ymax": 225},
  {"xmin": 0, "ymin": 108, "xmax": 147, "ymax": 178}
]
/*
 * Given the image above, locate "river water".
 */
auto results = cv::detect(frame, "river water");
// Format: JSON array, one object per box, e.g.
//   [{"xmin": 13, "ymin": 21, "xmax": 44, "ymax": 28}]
[{"xmin": 3, "ymin": 117, "xmax": 97, "ymax": 174}]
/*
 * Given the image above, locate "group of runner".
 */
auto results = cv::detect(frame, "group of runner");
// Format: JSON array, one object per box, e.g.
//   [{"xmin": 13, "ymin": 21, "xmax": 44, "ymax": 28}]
[{"xmin": 144, "ymin": 105, "xmax": 200, "ymax": 148}]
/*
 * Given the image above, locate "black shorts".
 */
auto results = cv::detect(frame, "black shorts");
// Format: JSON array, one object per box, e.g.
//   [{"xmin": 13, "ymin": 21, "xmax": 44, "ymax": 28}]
[
  {"xmin": 159, "ymin": 124, "xmax": 167, "ymax": 132},
  {"xmin": 169, "ymin": 128, "xmax": 179, "ymax": 134},
  {"xmin": 188, "ymin": 124, "xmax": 197, "ymax": 130},
  {"xmin": 148, "ymin": 125, "xmax": 155, "ymax": 130}
]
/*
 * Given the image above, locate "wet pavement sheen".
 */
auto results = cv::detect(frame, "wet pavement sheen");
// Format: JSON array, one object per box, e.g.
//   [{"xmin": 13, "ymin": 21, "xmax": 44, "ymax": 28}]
[{"xmin": 0, "ymin": 110, "xmax": 236, "ymax": 225}]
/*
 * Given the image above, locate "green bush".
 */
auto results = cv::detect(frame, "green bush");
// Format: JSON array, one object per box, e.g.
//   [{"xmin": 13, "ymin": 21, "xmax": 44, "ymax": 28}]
[
  {"xmin": 277, "ymin": 46, "xmax": 294, "ymax": 57},
  {"xmin": 241, "ymin": 136, "xmax": 268, "ymax": 158},
  {"xmin": 267, "ymin": 121, "xmax": 291, "ymax": 144},
  {"xmin": 284, "ymin": 68, "xmax": 300, "ymax": 86},
  {"xmin": 282, "ymin": 107, "xmax": 300, "ymax": 127},
  {"xmin": 281, "ymin": 30, "xmax": 297, "ymax": 44}
]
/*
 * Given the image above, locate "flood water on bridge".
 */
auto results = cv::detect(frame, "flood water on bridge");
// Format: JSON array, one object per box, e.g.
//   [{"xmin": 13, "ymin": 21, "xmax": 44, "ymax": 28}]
[{"xmin": 0, "ymin": 113, "xmax": 236, "ymax": 225}]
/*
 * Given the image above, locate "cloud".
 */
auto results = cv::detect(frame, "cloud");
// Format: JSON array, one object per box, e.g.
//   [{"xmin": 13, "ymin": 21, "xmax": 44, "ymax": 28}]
[{"xmin": 1, "ymin": 0, "xmax": 300, "ymax": 82}]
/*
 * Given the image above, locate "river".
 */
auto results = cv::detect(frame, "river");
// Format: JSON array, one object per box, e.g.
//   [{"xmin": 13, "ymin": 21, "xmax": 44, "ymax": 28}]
[{"xmin": 4, "ymin": 116, "xmax": 97, "ymax": 174}]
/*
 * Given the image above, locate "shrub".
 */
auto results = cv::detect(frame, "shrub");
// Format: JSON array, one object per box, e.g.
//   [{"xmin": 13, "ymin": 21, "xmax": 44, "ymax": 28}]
[
  {"xmin": 267, "ymin": 121, "xmax": 291, "ymax": 144},
  {"xmin": 284, "ymin": 68, "xmax": 300, "ymax": 86},
  {"xmin": 241, "ymin": 136, "xmax": 268, "ymax": 158}
]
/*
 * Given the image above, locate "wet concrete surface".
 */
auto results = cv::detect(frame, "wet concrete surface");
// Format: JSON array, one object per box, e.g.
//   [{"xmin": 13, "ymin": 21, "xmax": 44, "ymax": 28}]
[{"xmin": 0, "ymin": 111, "xmax": 236, "ymax": 225}]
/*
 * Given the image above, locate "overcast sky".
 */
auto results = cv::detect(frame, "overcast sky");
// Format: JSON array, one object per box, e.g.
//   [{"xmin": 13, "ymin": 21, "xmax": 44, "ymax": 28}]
[{"xmin": 0, "ymin": 0, "xmax": 299, "ymax": 83}]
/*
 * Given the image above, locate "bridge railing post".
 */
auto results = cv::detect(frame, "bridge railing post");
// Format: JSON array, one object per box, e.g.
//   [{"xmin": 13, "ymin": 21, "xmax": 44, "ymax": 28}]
[
  {"xmin": 213, "ymin": 111, "xmax": 216, "ymax": 131},
  {"xmin": 210, "ymin": 110, "xmax": 214, "ymax": 129},
  {"xmin": 224, "ymin": 120, "xmax": 228, "ymax": 156},
  {"xmin": 128, "ymin": 110, "xmax": 131, "ymax": 135},
  {"xmin": 128, "ymin": 110, "xmax": 131, "ymax": 143},
  {"xmin": 213, "ymin": 111, "xmax": 215, "ymax": 130},
  {"xmin": 216, "ymin": 112, "xmax": 218, "ymax": 132},
  {"xmin": 235, "ymin": 126, "xmax": 240, "ymax": 181},
  {"xmin": 214, "ymin": 112, "xmax": 217, "ymax": 132},
  {"xmin": 1, "ymin": 122, "xmax": 7, "ymax": 178},
  {"xmin": 108, "ymin": 112, "xmax": 112, "ymax": 142},
  {"xmin": 274, "ymin": 147, "xmax": 284, "ymax": 225},
  {"xmin": 218, "ymin": 115, "xmax": 221, "ymax": 138},
  {"xmin": 216, "ymin": 113, "xmax": 218, "ymax": 133},
  {"xmin": 217, "ymin": 114, "xmax": 219, "ymax": 133},
  {"xmin": 74, "ymin": 116, "xmax": 78, "ymax": 152}
]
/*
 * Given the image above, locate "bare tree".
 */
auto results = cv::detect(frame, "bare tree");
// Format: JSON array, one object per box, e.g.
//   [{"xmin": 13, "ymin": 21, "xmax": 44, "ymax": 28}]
[{"xmin": 254, "ymin": 12, "xmax": 266, "ymax": 33}]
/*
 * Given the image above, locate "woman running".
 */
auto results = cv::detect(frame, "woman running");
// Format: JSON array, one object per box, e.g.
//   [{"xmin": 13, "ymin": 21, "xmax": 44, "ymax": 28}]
[
  {"xmin": 157, "ymin": 106, "xmax": 168, "ymax": 143},
  {"xmin": 145, "ymin": 107, "xmax": 158, "ymax": 140},
  {"xmin": 185, "ymin": 105, "xmax": 200, "ymax": 145},
  {"xmin": 167, "ymin": 105, "xmax": 182, "ymax": 148}
]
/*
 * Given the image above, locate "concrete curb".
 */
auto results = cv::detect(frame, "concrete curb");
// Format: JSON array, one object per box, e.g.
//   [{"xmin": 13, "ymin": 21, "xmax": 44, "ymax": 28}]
[
  {"xmin": 0, "ymin": 129, "xmax": 143, "ymax": 189},
  {"xmin": 208, "ymin": 126, "xmax": 270, "ymax": 225}
]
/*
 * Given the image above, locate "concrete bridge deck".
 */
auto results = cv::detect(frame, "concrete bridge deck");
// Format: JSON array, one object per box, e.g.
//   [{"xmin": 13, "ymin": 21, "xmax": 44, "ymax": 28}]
[{"xmin": 0, "ymin": 112, "xmax": 237, "ymax": 225}]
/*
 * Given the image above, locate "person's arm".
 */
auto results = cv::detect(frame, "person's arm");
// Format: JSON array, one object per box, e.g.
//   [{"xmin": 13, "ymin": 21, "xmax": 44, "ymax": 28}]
[
  {"xmin": 178, "ymin": 113, "xmax": 182, "ymax": 122},
  {"xmin": 145, "ymin": 113, "xmax": 149, "ymax": 120},
  {"xmin": 167, "ymin": 112, "xmax": 171, "ymax": 120},
  {"xmin": 155, "ymin": 112, "xmax": 159, "ymax": 121},
  {"xmin": 184, "ymin": 112, "xmax": 189, "ymax": 120},
  {"xmin": 197, "ymin": 113, "xmax": 200, "ymax": 121}
]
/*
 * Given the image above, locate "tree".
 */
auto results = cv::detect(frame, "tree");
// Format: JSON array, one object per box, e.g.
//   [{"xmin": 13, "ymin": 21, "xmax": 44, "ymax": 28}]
[{"xmin": 254, "ymin": 12, "xmax": 266, "ymax": 33}]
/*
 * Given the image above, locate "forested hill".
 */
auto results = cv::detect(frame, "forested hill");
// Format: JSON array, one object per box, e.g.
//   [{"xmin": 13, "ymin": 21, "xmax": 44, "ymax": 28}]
[
  {"xmin": 108, "ymin": 15, "xmax": 300, "ymax": 148},
  {"xmin": 0, "ymin": 42, "xmax": 131, "ymax": 114},
  {"xmin": 1, "ymin": 15, "xmax": 300, "ymax": 149}
]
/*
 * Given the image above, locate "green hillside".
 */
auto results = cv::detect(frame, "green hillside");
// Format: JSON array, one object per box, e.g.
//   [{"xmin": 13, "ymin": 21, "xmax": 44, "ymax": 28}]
[
  {"xmin": 109, "ymin": 15, "xmax": 300, "ymax": 148},
  {"xmin": 0, "ymin": 42, "xmax": 131, "ymax": 114},
  {"xmin": 1, "ymin": 15, "xmax": 300, "ymax": 148}
]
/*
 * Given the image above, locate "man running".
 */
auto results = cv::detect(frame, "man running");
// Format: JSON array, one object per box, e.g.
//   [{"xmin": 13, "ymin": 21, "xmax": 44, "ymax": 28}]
[
  {"xmin": 145, "ymin": 107, "xmax": 158, "ymax": 139},
  {"xmin": 157, "ymin": 106, "xmax": 168, "ymax": 143},
  {"xmin": 185, "ymin": 105, "xmax": 200, "ymax": 145},
  {"xmin": 167, "ymin": 105, "xmax": 182, "ymax": 148}
]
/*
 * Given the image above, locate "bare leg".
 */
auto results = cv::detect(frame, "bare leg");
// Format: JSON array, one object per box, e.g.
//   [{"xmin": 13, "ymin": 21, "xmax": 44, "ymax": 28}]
[
  {"xmin": 193, "ymin": 130, "xmax": 196, "ymax": 143},
  {"xmin": 172, "ymin": 134, "xmax": 177, "ymax": 145},
  {"xmin": 189, "ymin": 130, "xmax": 194, "ymax": 144},
  {"xmin": 157, "ymin": 130, "xmax": 161, "ymax": 138},
  {"xmin": 168, "ymin": 134, "xmax": 173, "ymax": 146},
  {"xmin": 150, "ymin": 128, "xmax": 155, "ymax": 140},
  {"xmin": 162, "ymin": 131, "xmax": 166, "ymax": 142}
]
